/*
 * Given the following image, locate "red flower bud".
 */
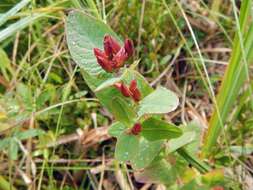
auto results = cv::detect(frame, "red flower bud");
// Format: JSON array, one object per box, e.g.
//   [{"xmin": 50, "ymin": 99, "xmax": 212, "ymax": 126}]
[
  {"xmin": 131, "ymin": 88, "xmax": 141, "ymax": 102},
  {"xmin": 121, "ymin": 84, "xmax": 132, "ymax": 97},
  {"xmin": 114, "ymin": 80, "xmax": 141, "ymax": 102},
  {"xmin": 131, "ymin": 123, "xmax": 142, "ymax": 135},
  {"xmin": 113, "ymin": 47, "xmax": 128, "ymax": 68},
  {"xmin": 96, "ymin": 56, "xmax": 114, "ymax": 72},
  {"xmin": 129, "ymin": 80, "xmax": 137, "ymax": 92},
  {"xmin": 114, "ymin": 82, "xmax": 131, "ymax": 97},
  {"xmin": 104, "ymin": 35, "xmax": 121, "ymax": 58},
  {"xmin": 93, "ymin": 35, "xmax": 134, "ymax": 72},
  {"xmin": 94, "ymin": 48, "xmax": 113, "ymax": 72},
  {"xmin": 94, "ymin": 48, "xmax": 106, "ymax": 58},
  {"xmin": 124, "ymin": 39, "xmax": 134, "ymax": 57},
  {"xmin": 129, "ymin": 80, "xmax": 141, "ymax": 102}
]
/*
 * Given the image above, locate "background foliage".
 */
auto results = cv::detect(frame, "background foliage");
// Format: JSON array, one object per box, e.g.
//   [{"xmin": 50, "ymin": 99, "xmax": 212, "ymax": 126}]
[{"xmin": 0, "ymin": 0, "xmax": 252, "ymax": 189}]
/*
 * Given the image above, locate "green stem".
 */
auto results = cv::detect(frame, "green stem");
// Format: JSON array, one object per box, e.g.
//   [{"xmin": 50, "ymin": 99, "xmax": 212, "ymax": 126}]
[{"xmin": 177, "ymin": 148, "xmax": 210, "ymax": 174}]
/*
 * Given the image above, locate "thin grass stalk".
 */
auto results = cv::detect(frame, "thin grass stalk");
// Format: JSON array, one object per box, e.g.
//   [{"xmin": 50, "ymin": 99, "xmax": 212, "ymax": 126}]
[{"xmin": 0, "ymin": 0, "xmax": 30, "ymax": 27}]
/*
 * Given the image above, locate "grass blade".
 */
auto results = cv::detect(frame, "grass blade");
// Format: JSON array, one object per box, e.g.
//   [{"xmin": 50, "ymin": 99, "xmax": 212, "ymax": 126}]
[
  {"xmin": 177, "ymin": 148, "xmax": 210, "ymax": 173},
  {"xmin": 0, "ymin": 13, "xmax": 44, "ymax": 43},
  {"xmin": 202, "ymin": 0, "xmax": 253, "ymax": 157},
  {"xmin": 0, "ymin": 0, "xmax": 31, "ymax": 27}
]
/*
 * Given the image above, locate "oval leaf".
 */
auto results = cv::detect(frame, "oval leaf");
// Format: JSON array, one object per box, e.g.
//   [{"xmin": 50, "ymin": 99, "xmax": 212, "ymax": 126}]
[
  {"xmin": 167, "ymin": 131, "xmax": 196, "ymax": 153},
  {"xmin": 108, "ymin": 122, "xmax": 126, "ymax": 138},
  {"xmin": 115, "ymin": 133, "xmax": 139, "ymax": 162},
  {"xmin": 15, "ymin": 129, "xmax": 45, "ymax": 140},
  {"xmin": 111, "ymin": 97, "xmax": 136, "ymax": 127},
  {"xmin": 183, "ymin": 121, "xmax": 202, "ymax": 154},
  {"xmin": 66, "ymin": 11, "xmax": 121, "ymax": 75},
  {"xmin": 137, "ymin": 87, "xmax": 179, "ymax": 117},
  {"xmin": 141, "ymin": 117, "xmax": 182, "ymax": 141},
  {"xmin": 131, "ymin": 137, "xmax": 163, "ymax": 169},
  {"xmin": 134, "ymin": 159, "xmax": 177, "ymax": 185}
]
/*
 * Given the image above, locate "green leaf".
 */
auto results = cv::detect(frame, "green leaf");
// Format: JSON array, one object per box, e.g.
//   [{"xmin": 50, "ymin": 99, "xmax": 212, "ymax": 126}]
[
  {"xmin": 0, "ymin": 138, "xmax": 10, "ymax": 151},
  {"xmin": 201, "ymin": 169, "xmax": 224, "ymax": 186},
  {"xmin": 16, "ymin": 83, "xmax": 33, "ymax": 111},
  {"xmin": 115, "ymin": 133, "xmax": 139, "ymax": 162},
  {"xmin": 168, "ymin": 120, "xmax": 202, "ymax": 154},
  {"xmin": 67, "ymin": 12, "xmax": 134, "ymax": 123},
  {"xmin": 110, "ymin": 97, "xmax": 136, "ymax": 127},
  {"xmin": 131, "ymin": 137, "xmax": 163, "ymax": 169},
  {"xmin": 48, "ymin": 72, "xmax": 63, "ymax": 84},
  {"xmin": 95, "ymin": 77, "xmax": 122, "ymax": 92},
  {"xmin": 108, "ymin": 122, "xmax": 126, "ymax": 138},
  {"xmin": 15, "ymin": 129, "xmax": 45, "ymax": 140},
  {"xmin": 9, "ymin": 139, "xmax": 18, "ymax": 160},
  {"xmin": 230, "ymin": 145, "xmax": 253, "ymax": 155},
  {"xmin": 137, "ymin": 87, "xmax": 179, "ymax": 117},
  {"xmin": 184, "ymin": 121, "xmax": 202, "ymax": 154},
  {"xmin": 141, "ymin": 117, "xmax": 182, "ymax": 141},
  {"xmin": 66, "ymin": 11, "xmax": 121, "ymax": 75},
  {"xmin": 36, "ymin": 85, "xmax": 56, "ymax": 109},
  {"xmin": 134, "ymin": 159, "xmax": 177, "ymax": 185},
  {"xmin": 168, "ymin": 132, "xmax": 196, "ymax": 153},
  {"xmin": 180, "ymin": 180, "xmax": 207, "ymax": 190},
  {"xmin": 79, "ymin": 70, "xmax": 105, "ymax": 91}
]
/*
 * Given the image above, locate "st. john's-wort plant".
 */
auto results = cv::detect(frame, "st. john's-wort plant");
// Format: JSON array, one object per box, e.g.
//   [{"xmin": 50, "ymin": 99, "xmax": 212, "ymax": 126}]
[{"xmin": 66, "ymin": 11, "xmax": 226, "ymax": 189}]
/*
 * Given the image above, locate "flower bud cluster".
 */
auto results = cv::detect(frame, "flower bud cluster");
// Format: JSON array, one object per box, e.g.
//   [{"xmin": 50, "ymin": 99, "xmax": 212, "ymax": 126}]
[
  {"xmin": 93, "ymin": 35, "xmax": 134, "ymax": 72},
  {"xmin": 114, "ymin": 80, "xmax": 141, "ymax": 102}
]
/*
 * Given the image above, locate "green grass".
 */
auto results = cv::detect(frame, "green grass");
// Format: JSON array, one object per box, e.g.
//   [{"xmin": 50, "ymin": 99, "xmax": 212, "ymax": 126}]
[
  {"xmin": 0, "ymin": 0, "xmax": 252, "ymax": 189},
  {"xmin": 202, "ymin": 0, "xmax": 253, "ymax": 157}
]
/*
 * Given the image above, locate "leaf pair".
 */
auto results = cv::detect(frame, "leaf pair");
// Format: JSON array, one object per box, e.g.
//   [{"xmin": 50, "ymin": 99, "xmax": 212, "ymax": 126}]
[{"xmin": 109, "ymin": 117, "xmax": 182, "ymax": 169}]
